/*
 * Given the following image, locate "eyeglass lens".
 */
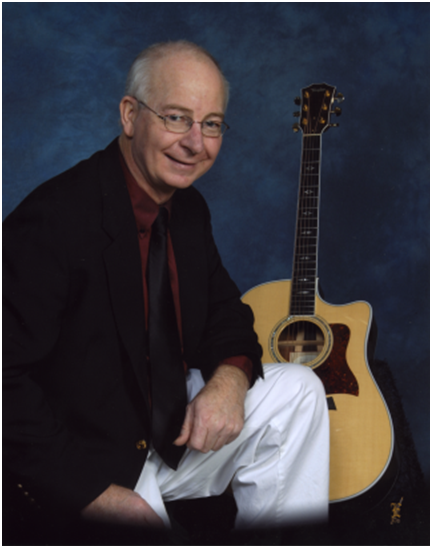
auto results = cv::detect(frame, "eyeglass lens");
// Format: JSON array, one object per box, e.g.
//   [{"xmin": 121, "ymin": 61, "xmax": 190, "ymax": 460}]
[{"xmin": 164, "ymin": 116, "xmax": 225, "ymax": 137}]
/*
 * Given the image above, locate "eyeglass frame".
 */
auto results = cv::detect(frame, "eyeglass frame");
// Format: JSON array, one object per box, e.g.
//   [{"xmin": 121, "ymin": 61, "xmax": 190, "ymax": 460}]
[{"xmin": 134, "ymin": 98, "xmax": 229, "ymax": 137}]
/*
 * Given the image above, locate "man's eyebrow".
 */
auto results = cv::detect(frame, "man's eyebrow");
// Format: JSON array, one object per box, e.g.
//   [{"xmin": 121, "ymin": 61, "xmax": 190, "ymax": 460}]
[{"xmin": 162, "ymin": 104, "xmax": 224, "ymax": 119}]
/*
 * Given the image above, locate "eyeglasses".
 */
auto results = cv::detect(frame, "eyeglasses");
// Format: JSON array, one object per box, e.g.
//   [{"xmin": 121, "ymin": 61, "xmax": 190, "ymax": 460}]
[{"xmin": 135, "ymin": 99, "xmax": 229, "ymax": 138}]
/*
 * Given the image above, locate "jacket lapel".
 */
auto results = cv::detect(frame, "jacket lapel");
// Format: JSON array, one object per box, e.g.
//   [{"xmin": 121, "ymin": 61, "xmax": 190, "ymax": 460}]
[{"xmin": 99, "ymin": 140, "xmax": 149, "ymax": 401}]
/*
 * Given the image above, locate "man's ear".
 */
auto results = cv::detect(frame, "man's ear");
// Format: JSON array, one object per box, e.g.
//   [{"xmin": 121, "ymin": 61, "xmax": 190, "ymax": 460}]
[{"xmin": 119, "ymin": 96, "xmax": 139, "ymax": 137}]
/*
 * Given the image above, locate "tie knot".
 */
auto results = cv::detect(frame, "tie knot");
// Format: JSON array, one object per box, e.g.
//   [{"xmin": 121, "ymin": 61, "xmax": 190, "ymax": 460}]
[{"xmin": 153, "ymin": 207, "xmax": 169, "ymax": 236}]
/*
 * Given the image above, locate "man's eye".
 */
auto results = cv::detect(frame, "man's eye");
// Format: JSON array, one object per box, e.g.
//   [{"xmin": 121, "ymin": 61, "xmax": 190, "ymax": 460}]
[
  {"xmin": 204, "ymin": 120, "xmax": 222, "ymax": 129},
  {"xmin": 166, "ymin": 114, "xmax": 184, "ymax": 123}
]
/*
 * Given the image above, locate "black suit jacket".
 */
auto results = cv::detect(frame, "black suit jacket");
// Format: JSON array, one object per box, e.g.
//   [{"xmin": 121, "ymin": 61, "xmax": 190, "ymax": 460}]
[{"xmin": 3, "ymin": 139, "xmax": 263, "ymax": 514}]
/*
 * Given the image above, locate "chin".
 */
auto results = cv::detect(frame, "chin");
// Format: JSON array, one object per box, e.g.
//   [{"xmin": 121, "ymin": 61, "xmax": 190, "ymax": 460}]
[{"xmin": 166, "ymin": 174, "xmax": 200, "ymax": 191}]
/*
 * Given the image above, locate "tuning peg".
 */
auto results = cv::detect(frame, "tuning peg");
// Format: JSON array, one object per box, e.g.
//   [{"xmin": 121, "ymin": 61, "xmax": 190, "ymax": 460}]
[
  {"xmin": 331, "ymin": 106, "xmax": 342, "ymax": 116},
  {"xmin": 293, "ymin": 111, "xmax": 300, "ymax": 117},
  {"xmin": 292, "ymin": 123, "xmax": 301, "ymax": 133},
  {"xmin": 329, "ymin": 123, "xmax": 340, "ymax": 128},
  {"xmin": 294, "ymin": 97, "xmax": 301, "ymax": 105},
  {"xmin": 334, "ymin": 92, "xmax": 345, "ymax": 103}
]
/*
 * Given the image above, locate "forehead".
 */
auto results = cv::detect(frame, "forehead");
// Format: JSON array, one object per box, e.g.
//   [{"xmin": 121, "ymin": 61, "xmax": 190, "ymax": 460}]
[{"xmin": 149, "ymin": 53, "xmax": 226, "ymax": 114}]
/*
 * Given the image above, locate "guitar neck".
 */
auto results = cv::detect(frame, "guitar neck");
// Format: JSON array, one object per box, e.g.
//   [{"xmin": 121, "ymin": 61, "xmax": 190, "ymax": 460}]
[{"xmin": 290, "ymin": 134, "xmax": 322, "ymax": 316}]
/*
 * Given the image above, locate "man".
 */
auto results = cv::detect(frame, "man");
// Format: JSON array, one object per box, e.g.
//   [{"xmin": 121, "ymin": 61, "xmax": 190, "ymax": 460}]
[{"xmin": 3, "ymin": 41, "xmax": 329, "ymax": 535}]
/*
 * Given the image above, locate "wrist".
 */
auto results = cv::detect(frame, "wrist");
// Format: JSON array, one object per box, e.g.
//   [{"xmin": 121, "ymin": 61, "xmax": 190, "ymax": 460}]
[{"xmin": 212, "ymin": 364, "xmax": 250, "ymax": 392}]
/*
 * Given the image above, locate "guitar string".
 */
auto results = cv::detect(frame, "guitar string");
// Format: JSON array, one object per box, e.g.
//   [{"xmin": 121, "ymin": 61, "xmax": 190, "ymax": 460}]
[
  {"xmin": 294, "ymin": 109, "xmax": 307, "ymax": 355},
  {"xmin": 303, "ymin": 133, "xmax": 314, "ymax": 352},
  {"xmin": 295, "ymin": 113, "xmax": 313, "ymax": 354}
]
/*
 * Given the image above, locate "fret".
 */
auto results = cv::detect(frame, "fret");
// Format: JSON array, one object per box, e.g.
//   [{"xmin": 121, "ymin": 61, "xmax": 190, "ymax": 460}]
[
  {"xmin": 298, "ymin": 200, "xmax": 319, "ymax": 208},
  {"xmin": 292, "ymin": 272, "xmax": 316, "ymax": 278},
  {"xmin": 299, "ymin": 191, "xmax": 319, "ymax": 197},
  {"xmin": 292, "ymin": 287, "xmax": 316, "ymax": 294},
  {"xmin": 293, "ymin": 258, "xmax": 317, "ymax": 264},
  {"xmin": 299, "ymin": 210, "xmax": 317, "ymax": 216},
  {"xmin": 297, "ymin": 221, "xmax": 318, "ymax": 228},
  {"xmin": 292, "ymin": 266, "xmax": 317, "ymax": 273},
  {"xmin": 290, "ymin": 308, "xmax": 315, "ymax": 313},
  {"xmin": 295, "ymin": 244, "xmax": 317, "ymax": 250},
  {"xmin": 294, "ymin": 258, "xmax": 316, "ymax": 264},
  {"xmin": 291, "ymin": 291, "xmax": 316, "ymax": 298},
  {"xmin": 297, "ymin": 224, "xmax": 318, "ymax": 230},
  {"xmin": 290, "ymin": 303, "xmax": 315, "ymax": 314},
  {"xmin": 292, "ymin": 273, "xmax": 317, "ymax": 281},
  {"xmin": 294, "ymin": 265, "xmax": 317, "ymax": 270}
]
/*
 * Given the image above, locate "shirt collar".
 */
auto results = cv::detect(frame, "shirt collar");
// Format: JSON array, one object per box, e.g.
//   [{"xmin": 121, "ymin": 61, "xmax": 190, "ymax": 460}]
[{"xmin": 119, "ymin": 150, "xmax": 172, "ymax": 232}]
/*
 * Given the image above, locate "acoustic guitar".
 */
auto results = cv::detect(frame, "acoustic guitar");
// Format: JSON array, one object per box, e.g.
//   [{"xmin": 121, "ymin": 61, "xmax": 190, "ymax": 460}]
[{"xmin": 242, "ymin": 83, "xmax": 396, "ymax": 506}]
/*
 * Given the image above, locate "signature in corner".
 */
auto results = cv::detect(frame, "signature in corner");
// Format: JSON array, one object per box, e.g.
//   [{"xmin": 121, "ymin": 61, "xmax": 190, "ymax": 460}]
[{"xmin": 390, "ymin": 497, "xmax": 403, "ymax": 525}]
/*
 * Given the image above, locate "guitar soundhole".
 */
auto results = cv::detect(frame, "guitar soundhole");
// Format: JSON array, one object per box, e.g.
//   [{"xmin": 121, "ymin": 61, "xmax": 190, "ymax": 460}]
[{"xmin": 277, "ymin": 320, "xmax": 325, "ymax": 366}]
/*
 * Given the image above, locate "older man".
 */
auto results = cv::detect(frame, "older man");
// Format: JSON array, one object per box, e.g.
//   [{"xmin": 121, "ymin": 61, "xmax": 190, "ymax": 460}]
[{"xmin": 3, "ymin": 41, "xmax": 329, "ymax": 535}]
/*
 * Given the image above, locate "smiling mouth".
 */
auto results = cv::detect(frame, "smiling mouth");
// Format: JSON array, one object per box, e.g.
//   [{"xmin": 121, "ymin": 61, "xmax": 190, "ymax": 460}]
[{"xmin": 166, "ymin": 155, "xmax": 196, "ymax": 167}]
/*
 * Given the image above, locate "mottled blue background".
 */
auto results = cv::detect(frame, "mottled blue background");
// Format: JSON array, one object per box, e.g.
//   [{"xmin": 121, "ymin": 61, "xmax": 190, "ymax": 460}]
[{"xmin": 3, "ymin": 3, "xmax": 430, "ymax": 485}]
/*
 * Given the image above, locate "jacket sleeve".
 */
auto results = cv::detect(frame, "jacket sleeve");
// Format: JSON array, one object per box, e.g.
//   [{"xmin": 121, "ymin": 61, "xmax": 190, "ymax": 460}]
[
  {"xmin": 184, "ymin": 194, "xmax": 264, "ymax": 385},
  {"xmin": 3, "ymin": 192, "xmax": 112, "ymax": 513}
]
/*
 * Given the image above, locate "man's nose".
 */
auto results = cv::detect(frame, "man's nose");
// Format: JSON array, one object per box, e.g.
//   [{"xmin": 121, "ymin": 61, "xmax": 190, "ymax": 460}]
[{"xmin": 180, "ymin": 122, "xmax": 205, "ymax": 154}]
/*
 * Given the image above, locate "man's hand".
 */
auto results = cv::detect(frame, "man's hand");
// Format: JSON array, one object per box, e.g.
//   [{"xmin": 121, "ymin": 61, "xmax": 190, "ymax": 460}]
[
  {"xmin": 174, "ymin": 364, "xmax": 249, "ymax": 453},
  {"xmin": 81, "ymin": 484, "xmax": 164, "ymax": 528}
]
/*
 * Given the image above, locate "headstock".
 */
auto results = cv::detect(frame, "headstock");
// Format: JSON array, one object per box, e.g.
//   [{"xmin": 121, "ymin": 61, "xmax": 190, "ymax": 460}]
[{"xmin": 292, "ymin": 83, "xmax": 344, "ymax": 135}]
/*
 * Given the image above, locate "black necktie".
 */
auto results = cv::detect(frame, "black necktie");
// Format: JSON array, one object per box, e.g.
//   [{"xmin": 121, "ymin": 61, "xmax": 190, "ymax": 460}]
[{"xmin": 147, "ymin": 206, "xmax": 187, "ymax": 468}]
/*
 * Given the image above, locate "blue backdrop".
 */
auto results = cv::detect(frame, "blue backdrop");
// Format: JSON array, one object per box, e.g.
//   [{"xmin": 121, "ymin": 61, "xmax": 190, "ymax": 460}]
[{"xmin": 3, "ymin": 3, "xmax": 430, "ymax": 486}]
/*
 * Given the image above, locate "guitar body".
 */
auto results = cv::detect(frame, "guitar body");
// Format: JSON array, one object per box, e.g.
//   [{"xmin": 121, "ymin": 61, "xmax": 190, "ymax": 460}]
[{"xmin": 242, "ymin": 279, "xmax": 395, "ymax": 503}]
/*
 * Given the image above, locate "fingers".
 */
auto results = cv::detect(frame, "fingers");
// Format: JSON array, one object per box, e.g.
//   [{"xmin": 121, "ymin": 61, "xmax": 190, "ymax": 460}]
[
  {"xmin": 173, "ymin": 404, "xmax": 193, "ymax": 446},
  {"xmin": 191, "ymin": 419, "xmax": 240, "ymax": 452},
  {"xmin": 186, "ymin": 415, "xmax": 209, "ymax": 452},
  {"xmin": 208, "ymin": 418, "xmax": 243, "ymax": 451},
  {"xmin": 181, "ymin": 396, "xmax": 243, "ymax": 453}
]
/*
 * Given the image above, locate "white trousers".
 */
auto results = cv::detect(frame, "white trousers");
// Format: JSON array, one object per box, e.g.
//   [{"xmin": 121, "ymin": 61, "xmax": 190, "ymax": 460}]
[{"xmin": 134, "ymin": 363, "xmax": 330, "ymax": 529}]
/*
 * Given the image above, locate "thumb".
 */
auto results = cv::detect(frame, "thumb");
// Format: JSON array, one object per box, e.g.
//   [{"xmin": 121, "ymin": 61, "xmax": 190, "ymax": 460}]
[{"xmin": 173, "ymin": 404, "xmax": 192, "ymax": 446}]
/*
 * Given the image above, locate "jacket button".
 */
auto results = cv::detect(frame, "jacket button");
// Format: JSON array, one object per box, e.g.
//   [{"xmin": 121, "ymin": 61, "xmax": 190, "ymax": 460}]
[{"xmin": 135, "ymin": 439, "xmax": 147, "ymax": 450}]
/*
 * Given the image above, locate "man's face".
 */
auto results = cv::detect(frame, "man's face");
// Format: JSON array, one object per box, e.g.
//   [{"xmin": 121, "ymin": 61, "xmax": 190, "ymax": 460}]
[{"xmin": 123, "ymin": 53, "xmax": 226, "ymax": 202}]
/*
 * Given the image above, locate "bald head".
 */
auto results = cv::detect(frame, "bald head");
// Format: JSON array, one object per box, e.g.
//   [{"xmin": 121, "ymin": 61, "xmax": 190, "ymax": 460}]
[{"xmin": 124, "ymin": 40, "xmax": 230, "ymax": 110}]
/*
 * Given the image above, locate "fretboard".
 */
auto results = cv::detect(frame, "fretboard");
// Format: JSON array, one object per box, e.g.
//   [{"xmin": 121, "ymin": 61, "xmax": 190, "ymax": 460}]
[{"xmin": 290, "ymin": 134, "xmax": 321, "ymax": 316}]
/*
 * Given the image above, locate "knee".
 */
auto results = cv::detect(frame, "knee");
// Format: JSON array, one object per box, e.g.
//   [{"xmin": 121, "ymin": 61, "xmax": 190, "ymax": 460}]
[
  {"xmin": 291, "ymin": 364, "xmax": 325, "ymax": 395},
  {"xmin": 266, "ymin": 363, "xmax": 326, "ymax": 403}
]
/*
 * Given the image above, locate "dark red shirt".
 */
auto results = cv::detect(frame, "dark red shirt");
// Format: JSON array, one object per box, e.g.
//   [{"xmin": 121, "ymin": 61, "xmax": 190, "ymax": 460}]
[{"xmin": 120, "ymin": 153, "xmax": 252, "ymax": 383}]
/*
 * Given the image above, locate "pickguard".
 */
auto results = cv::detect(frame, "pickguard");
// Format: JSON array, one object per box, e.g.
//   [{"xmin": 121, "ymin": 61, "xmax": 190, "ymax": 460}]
[{"xmin": 314, "ymin": 323, "xmax": 359, "ymax": 396}]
